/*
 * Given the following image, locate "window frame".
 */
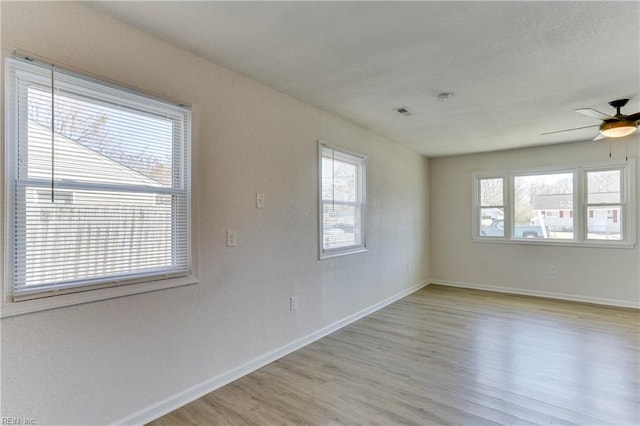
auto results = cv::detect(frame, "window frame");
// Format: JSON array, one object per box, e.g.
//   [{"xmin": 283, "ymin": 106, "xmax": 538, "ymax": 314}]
[
  {"xmin": 472, "ymin": 160, "xmax": 636, "ymax": 248},
  {"xmin": 2, "ymin": 56, "xmax": 197, "ymax": 317},
  {"xmin": 318, "ymin": 142, "xmax": 368, "ymax": 260},
  {"xmin": 476, "ymin": 176, "xmax": 506, "ymax": 238},
  {"xmin": 583, "ymin": 166, "xmax": 626, "ymax": 242}
]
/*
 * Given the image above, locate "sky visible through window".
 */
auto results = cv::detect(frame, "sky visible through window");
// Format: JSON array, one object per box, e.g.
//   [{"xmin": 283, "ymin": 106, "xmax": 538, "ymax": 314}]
[{"xmin": 28, "ymin": 85, "xmax": 174, "ymax": 186}]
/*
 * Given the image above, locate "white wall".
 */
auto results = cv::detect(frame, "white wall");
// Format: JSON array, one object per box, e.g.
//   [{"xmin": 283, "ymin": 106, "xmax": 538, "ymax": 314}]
[
  {"xmin": 0, "ymin": 3, "xmax": 430, "ymax": 424},
  {"xmin": 430, "ymin": 139, "xmax": 640, "ymax": 306}
]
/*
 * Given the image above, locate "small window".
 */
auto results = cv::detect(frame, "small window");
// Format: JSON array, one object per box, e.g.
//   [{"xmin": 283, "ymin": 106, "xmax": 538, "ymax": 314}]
[
  {"xmin": 4, "ymin": 57, "xmax": 192, "ymax": 302},
  {"xmin": 585, "ymin": 168, "xmax": 623, "ymax": 241},
  {"xmin": 477, "ymin": 177, "xmax": 504, "ymax": 237},
  {"xmin": 319, "ymin": 143, "xmax": 367, "ymax": 259}
]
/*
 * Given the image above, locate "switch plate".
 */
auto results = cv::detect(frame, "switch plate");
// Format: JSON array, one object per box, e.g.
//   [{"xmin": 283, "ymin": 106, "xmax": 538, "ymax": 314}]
[
  {"xmin": 226, "ymin": 230, "xmax": 237, "ymax": 247},
  {"xmin": 290, "ymin": 296, "xmax": 298, "ymax": 311},
  {"xmin": 256, "ymin": 193, "xmax": 265, "ymax": 209}
]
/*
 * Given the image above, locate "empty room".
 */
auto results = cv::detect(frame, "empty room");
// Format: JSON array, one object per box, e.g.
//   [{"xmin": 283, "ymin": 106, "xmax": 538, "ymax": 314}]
[{"xmin": 1, "ymin": 2, "xmax": 638, "ymax": 425}]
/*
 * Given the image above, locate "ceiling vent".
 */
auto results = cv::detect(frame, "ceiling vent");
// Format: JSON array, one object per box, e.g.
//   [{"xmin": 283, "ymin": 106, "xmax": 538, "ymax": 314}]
[{"xmin": 394, "ymin": 106, "xmax": 412, "ymax": 116}]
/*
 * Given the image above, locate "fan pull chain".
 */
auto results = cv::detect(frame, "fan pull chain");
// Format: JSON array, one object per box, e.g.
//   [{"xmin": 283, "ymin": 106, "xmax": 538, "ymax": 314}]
[
  {"xmin": 625, "ymin": 140, "xmax": 628, "ymax": 161},
  {"xmin": 609, "ymin": 140, "xmax": 612, "ymax": 158}
]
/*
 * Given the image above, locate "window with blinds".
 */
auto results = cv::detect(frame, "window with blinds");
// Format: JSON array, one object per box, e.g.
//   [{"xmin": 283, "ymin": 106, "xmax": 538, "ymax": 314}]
[
  {"xmin": 5, "ymin": 57, "xmax": 191, "ymax": 301},
  {"xmin": 319, "ymin": 143, "xmax": 367, "ymax": 259}
]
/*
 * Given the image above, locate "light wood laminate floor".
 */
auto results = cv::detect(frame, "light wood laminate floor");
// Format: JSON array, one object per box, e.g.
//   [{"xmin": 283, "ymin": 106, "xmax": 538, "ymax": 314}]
[{"xmin": 149, "ymin": 285, "xmax": 640, "ymax": 425}]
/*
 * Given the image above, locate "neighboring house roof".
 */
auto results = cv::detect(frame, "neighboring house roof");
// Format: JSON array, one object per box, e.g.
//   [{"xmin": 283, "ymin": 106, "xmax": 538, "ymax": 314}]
[
  {"xmin": 27, "ymin": 120, "xmax": 161, "ymax": 187},
  {"xmin": 534, "ymin": 193, "xmax": 619, "ymax": 210}
]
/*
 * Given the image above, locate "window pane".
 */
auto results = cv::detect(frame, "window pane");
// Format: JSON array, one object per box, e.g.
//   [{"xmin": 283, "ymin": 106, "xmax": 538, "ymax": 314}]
[
  {"xmin": 514, "ymin": 173, "xmax": 573, "ymax": 239},
  {"xmin": 321, "ymin": 157, "xmax": 357, "ymax": 202},
  {"xmin": 587, "ymin": 170, "xmax": 621, "ymax": 204},
  {"xmin": 322, "ymin": 203, "xmax": 361, "ymax": 249},
  {"xmin": 480, "ymin": 178, "xmax": 503, "ymax": 206},
  {"xmin": 22, "ymin": 187, "xmax": 183, "ymax": 287},
  {"xmin": 320, "ymin": 145, "xmax": 366, "ymax": 257},
  {"xmin": 587, "ymin": 206, "xmax": 621, "ymax": 240},
  {"xmin": 479, "ymin": 208, "xmax": 504, "ymax": 236},
  {"xmin": 28, "ymin": 86, "xmax": 176, "ymax": 188}
]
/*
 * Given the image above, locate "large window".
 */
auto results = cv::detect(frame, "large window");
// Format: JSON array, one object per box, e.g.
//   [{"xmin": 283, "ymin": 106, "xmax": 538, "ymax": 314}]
[
  {"xmin": 4, "ymin": 57, "xmax": 192, "ymax": 303},
  {"xmin": 473, "ymin": 161, "xmax": 635, "ymax": 247},
  {"xmin": 319, "ymin": 143, "xmax": 367, "ymax": 259},
  {"xmin": 514, "ymin": 172, "xmax": 573, "ymax": 240}
]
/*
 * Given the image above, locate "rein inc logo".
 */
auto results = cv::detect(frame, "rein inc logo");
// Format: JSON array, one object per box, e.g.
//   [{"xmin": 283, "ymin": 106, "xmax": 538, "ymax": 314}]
[{"xmin": 1, "ymin": 418, "xmax": 36, "ymax": 425}]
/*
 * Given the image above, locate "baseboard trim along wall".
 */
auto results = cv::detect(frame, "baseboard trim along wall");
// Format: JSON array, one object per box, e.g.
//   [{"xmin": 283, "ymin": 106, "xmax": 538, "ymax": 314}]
[
  {"xmin": 117, "ymin": 281, "xmax": 430, "ymax": 425},
  {"xmin": 431, "ymin": 279, "xmax": 640, "ymax": 309}
]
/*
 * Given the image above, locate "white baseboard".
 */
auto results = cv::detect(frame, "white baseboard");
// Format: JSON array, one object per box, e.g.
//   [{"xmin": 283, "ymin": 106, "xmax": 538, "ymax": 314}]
[
  {"xmin": 431, "ymin": 279, "xmax": 640, "ymax": 309},
  {"xmin": 116, "ymin": 281, "xmax": 430, "ymax": 425}
]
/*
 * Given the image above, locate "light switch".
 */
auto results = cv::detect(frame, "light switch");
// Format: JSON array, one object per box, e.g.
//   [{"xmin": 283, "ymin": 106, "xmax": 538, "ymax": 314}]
[
  {"xmin": 256, "ymin": 193, "xmax": 265, "ymax": 209},
  {"xmin": 226, "ymin": 230, "xmax": 237, "ymax": 247}
]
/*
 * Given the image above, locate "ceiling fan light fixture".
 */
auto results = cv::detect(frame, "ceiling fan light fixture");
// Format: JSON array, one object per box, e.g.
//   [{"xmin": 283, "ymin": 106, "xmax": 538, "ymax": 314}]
[{"xmin": 599, "ymin": 121, "xmax": 638, "ymax": 138}]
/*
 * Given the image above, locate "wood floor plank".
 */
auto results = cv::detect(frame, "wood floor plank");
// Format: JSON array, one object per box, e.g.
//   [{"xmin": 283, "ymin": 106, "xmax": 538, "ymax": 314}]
[{"xmin": 149, "ymin": 285, "xmax": 640, "ymax": 425}]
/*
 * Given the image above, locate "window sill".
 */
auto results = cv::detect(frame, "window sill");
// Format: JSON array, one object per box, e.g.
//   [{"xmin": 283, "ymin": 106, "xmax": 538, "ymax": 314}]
[
  {"xmin": 0, "ymin": 275, "xmax": 199, "ymax": 318},
  {"xmin": 320, "ymin": 246, "xmax": 368, "ymax": 260},
  {"xmin": 472, "ymin": 237, "xmax": 635, "ymax": 249}
]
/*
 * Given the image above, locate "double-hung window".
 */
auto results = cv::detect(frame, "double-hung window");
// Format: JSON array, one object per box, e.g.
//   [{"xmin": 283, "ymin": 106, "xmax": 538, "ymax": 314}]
[
  {"xmin": 319, "ymin": 143, "xmax": 367, "ymax": 259},
  {"xmin": 472, "ymin": 161, "xmax": 635, "ymax": 247},
  {"xmin": 585, "ymin": 167, "xmax": 625, "ymax": 241},
  {"xmin": 4, "ymin": 57, "xmax": 192, "ymax": 306},
  {"xmin": 477, "ymin": 177, "xmax": 505, "ymax": 237}
]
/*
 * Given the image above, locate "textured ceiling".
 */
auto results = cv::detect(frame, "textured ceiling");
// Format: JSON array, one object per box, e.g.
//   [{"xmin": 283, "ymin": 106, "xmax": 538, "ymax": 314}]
[{"xmin": 89, "ymin": 1, "xmax": 640, "ymax": 157}]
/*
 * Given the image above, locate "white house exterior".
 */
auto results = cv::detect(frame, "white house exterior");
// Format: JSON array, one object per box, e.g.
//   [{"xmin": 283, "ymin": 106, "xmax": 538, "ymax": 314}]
[
  {"xmin": 21, "ymin": 121, "xmax": 172, "ymax": 287},
  {"xmin": 533, "ymin": 193, "xmax": 621, "ymax": 236}
]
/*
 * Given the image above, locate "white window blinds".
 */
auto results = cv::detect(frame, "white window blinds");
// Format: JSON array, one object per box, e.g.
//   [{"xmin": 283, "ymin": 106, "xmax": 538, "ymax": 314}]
[
  {"xmin": 319, "ymin": 143, "xmax": 367, "ymax": 259},
  {"xmin": 5, "ymin": 57, "xmax": 191, "ymax": 301}
]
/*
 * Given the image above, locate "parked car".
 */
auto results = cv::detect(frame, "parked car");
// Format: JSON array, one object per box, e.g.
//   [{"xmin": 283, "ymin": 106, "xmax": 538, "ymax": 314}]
[{"xmin": 480, "ymin": 219, "xmax": 548, "ymax": 238}]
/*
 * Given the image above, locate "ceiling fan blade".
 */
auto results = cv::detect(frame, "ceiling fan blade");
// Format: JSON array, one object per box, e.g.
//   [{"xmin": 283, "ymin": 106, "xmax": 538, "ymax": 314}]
[
  {"xmin": 575, "ymin": 108, "xmax": 614, "ymax": 120},
  {"xmin": 626, "ymin": 112, "xmax": 640, "ymax": 122},
  {"xmin": 593, "ymin": 133, "xmax": 606, "ymax": 141},
  {"xmin": 540, "ymin": 124, "xmax": 599, "ymax": 136}
]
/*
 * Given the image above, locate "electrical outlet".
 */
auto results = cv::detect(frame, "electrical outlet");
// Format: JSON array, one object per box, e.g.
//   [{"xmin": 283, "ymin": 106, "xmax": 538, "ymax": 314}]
[
  {"xmin": 290, "ymin": 296, "xmax": 298, "ymax": 311},
  {"xmin": 548, "ymin": 265, "xmax": 556, "ymax": 275},
  {"xmin": 226, "ymin": 230, "xmax": 237, "ymax": 247}
]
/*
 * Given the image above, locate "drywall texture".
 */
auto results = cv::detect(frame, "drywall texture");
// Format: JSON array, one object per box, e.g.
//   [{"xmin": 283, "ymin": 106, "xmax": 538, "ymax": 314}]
[
  {"xmin": 0, "ymin": 3, "xmax": 430, "ymax": 424},
  {"xmin": 430, "ymin": 139, "xmax": 640, "ymax": 305}
]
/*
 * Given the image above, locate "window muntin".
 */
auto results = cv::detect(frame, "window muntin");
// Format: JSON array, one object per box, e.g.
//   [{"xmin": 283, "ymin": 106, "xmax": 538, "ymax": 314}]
[
  {"xmin": 319, "ymin": 143, "xmax": 367, "ymax": 259},
  {"xmin": 473, "ymin": 162, "xmax": 635, "ymax": 247},
  {"xmin": 5, "ymin": 57, "xmax": 191, "ymax": 301}
]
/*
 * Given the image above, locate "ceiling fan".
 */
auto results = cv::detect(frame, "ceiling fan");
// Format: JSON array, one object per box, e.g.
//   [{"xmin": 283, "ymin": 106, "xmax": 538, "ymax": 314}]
[{"xmin": 542, "ymin": 99, "xmax": 640, "ymax": 140}]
